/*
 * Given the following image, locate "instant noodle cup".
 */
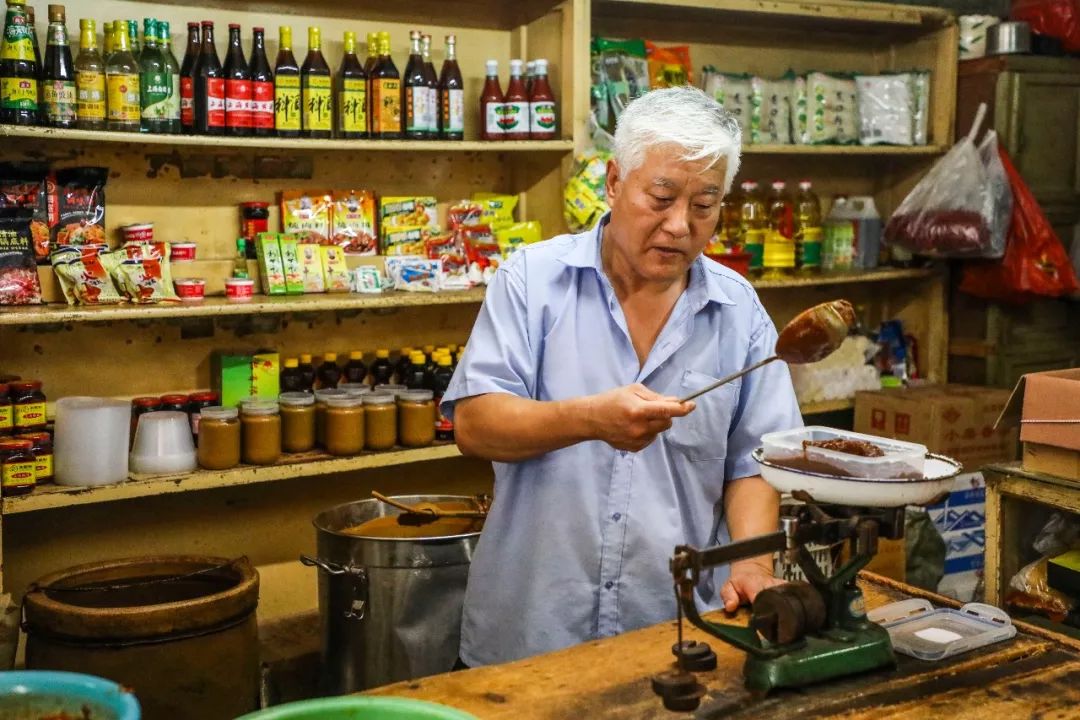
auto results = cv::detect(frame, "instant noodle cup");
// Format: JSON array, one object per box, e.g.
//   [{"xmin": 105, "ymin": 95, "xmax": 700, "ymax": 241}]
[
  {"xmin": 225, "ymin": 277, "xmax": 255, "ymax": 302},
  {"xmin": 174, "ymin": 278, "xmax": 206, "ymax": 302},
  {"xmin": 170, "ymin": 242, "xmax": 197, "ymax": 262},
  {"xmin": 122, "ymin": 223, "xmax": 154, "ymax": 243}
]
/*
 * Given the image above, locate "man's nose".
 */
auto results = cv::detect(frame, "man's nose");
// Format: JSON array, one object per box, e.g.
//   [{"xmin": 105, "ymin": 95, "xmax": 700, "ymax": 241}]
[{"xmin": 662, "ymin": 200, "xmax": 691, "ymax": 238}]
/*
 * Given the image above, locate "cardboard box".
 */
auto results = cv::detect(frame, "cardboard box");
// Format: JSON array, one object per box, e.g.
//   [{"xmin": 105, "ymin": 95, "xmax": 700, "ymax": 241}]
[
  {"xmin": 277, "ymin": 235, "xmax": 305, "ymax": 295},
  {"xmin": 320, "ymin": 246, "xmax": 350, "ymax": 293},
  {"xmin": 254, "ymin": 233, "xmax": 287, "ymax": 295},
  {"xmin": 1048, "ymin": 550, "xmax": 1080, "ymax": 598},
  {"xmin": 854, "ymin": 385, "xmax": 1018, "ymax": 471},
  {"xmin": 998, "ymin": 369, "xmax": 1080, "ymax": 482},
  {"xmin": 212, "ymin": 352, "xmax": 253, "ymax": 409},
  {"xmin": 251, "ymin": 352, "xmax": 280, "ymax": 400},
  {"xmin": 298, "ymin": 243, "xmax": 325, "ymax": 293},
  {"xmin": 927, "ymin": 472, "xmax": 986, "ymax": 602}
]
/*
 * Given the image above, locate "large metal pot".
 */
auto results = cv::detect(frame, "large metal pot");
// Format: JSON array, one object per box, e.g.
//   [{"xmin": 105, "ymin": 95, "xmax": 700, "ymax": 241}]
[{"xmin": 302, "ymin": 495, "xmax": 482, "ymax": 694}]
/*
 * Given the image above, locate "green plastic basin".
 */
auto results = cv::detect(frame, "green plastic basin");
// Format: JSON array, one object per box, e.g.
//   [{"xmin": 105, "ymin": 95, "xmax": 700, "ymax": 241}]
[{"xmin": 235, "ymin": 696, "xmax": 479, "ymax": 720}]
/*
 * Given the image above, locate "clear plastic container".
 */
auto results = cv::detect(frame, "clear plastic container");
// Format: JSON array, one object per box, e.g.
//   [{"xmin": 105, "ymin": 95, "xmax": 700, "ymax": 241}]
[
  {"xmin": 867, "ymin": 599, "xmax": 1016, "ymax": 661},
  {"xmin": 760, "ymin": 426, "xmax": 926, "ymax": 479}
]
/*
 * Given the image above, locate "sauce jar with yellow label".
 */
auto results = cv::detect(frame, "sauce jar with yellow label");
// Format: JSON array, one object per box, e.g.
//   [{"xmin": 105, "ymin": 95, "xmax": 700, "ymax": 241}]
[
  {"xmin": 18, "ymin": 431, "xmax": 53, "ymax": 484},
  {"xmin": 241, "ymin": 401, "xmax": 282, "ymax": 466},
  {"xmin": 0, "ymin": 383, "xmax": 12, "ymax": 436},
  {"xmin": 12, "ymin": 381, "xmax": 47, "ymax": 432},
  {"xmin": 363, "ymin": 392, "xmax": 397, "ymax": 451},
  {"xmin": 197, "ymin": 406, "xmax": 241, "ymax": 471},
  {"xmin": 0, "ymin": 438, "xmax": 36, "ymax": 496},
  {"xmin": 279, "ymin": 392, "xmax": 316, "ymax": 454},
  {"xmin": 325, "ymin": 395, "xmax": 365, "ymax": 456},
  {"xmin": 398, "ymin": 389, "xmax": 436, "ymax": 448}
]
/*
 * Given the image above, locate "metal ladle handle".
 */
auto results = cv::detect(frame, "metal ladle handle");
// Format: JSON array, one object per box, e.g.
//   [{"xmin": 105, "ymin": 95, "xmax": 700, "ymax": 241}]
[{"xmin": 677, "ymin": 356, "xmax": 780, "ymax": 403}]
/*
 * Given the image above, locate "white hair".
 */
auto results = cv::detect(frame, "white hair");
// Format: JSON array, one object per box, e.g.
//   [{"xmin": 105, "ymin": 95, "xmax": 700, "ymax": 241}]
[{"xmin": 613, "ymin": 86, "xmax": 742, "ymax": 194}]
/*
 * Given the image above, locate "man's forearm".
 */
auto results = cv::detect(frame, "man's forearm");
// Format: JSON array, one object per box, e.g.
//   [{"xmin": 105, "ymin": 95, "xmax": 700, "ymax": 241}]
[
  {"xmin": 724, "ymin": 475, "xmax": 781, "ymax": 572},
  {"xmin": 454, "ymin": 393, "xmax": 596, "ymax": 462}
]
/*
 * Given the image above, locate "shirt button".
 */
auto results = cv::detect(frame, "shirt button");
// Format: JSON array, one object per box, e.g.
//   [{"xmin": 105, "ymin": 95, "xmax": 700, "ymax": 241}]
[
  {"xmin": 612, "ymin": 512, "xmax": 621, "ymax": 521},
  {"xmin": 604, "ymin": 581, "xmax": 614, "ymax": 590}
]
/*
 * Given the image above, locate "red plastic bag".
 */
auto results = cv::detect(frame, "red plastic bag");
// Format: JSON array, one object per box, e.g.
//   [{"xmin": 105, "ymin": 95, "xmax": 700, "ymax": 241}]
[
  {"xmin": 960, "ymin": 146, "xmax": 1079, "ymax": 303},
  {"xmin": 1013, "ymin": 0, "xmax": 1080, "ymax": 53}
]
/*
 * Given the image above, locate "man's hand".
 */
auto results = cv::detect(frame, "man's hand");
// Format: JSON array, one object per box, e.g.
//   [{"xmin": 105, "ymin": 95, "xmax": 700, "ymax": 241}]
[
  {"xmin": 585, "ymin": 383, "xmax": 695, "ymax": 452},
  {"xmin": 719, "ymin": 560, "xmax": 785, "ymax": 613}
]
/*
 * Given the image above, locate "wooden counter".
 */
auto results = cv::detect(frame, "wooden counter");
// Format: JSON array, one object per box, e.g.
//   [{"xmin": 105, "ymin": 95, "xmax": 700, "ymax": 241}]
[{"xmin": 367, "ymin": 573, "xmax": 1080, "ymax": 718}]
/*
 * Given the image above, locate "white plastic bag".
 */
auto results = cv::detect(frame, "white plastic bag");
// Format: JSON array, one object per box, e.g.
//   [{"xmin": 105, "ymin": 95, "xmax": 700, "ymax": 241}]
[{"xmin": 884, "ymin": 104, "xmax": 1012, "ymax": 258}]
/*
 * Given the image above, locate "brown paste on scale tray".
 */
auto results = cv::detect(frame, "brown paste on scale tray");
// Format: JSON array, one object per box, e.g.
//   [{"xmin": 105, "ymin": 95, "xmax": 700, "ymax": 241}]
[
  {"xmin": 342, "ymin": 501, "xmax": 484, "ymax": 538},
  {"xmin": 770, "ymin": 438, "xmax": 921, "ymax": 479}
]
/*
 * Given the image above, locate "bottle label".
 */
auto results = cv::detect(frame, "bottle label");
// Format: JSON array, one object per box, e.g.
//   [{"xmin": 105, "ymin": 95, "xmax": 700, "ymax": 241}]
[
  {"xmin": 35, "ymin": 452, "xmax": 52, "ymax": 479},
  {"xmin": 529, "ymin": 100, "xmax": 556, "ymax": 134},
  {"xmin": 165, "ymin": 72, "xmax": 180, "ymax": 121},
  {"xmin": 406, "ymin": 85, "xmax": 428, "ymax": 133},
  {"xmin": 14, "ymin": 401, "xmax": 45, "ymax": 428},
  {"xmin": 435, "ymin": 397, "xmax": 454, "ymax": 434},
  {"xmin": 0, "ymin": 404, "xmax": 11, "ymax": 430},
  {"xmin": 374, "ymin": 78, "xmax": 401, "ymax": 133},
  {"xmin": 44, "ymin": 80, "xmax": 76, "ymax": 122},
  {"xmin": 443, "ymin": 87, "xmax": 464, "ymax": 133},
  {"xmin": 107, "ymin": 73, "xmax": 140, "ymax": 121},
  {"xmin": 140, "ymin": 70, "xmax": 171, "ymax": 120},
  {"xmin": 302, "ymin": 75, "xmax": 332, "ymax": 132},
  {"xmin": 799, "ymin": 227, "xmax": 823, "ymax": 269},
  {"xmin": 338, "ymin": 77, "xmax": 366, "ymax": 134},
  {"xmin": 207, "ymin": 76, "xmax": 225, "ymax": 127},
  {"xmin": 252, "ymin": 80, "xmax": 274, "ymax": 129},
  {"xmin": 1, "ymin": 77, "xmax": 37, "ymax": 110},
  {"xmin": 226, "ymin": 78, "xmax": 253, "ymax": 128},
  {"xmin": 2, "ymin": 460, "xmax": 34, "ymax": 489},
  {"xmin": 500, "ymin": 100, "xmax": 529, "ymax": 134},
  {"xmin": 275, "ymin": 75, "xmax": 301, "ymax": 131},
  {"xmin": 180, "ymin": 76, "xmax": 194, "ymax": 125},
  {"xmin": 76, "ymin": 69, "xmax": 106, "ymax": 120},
  {"xmin": 0, "ymin": 10, "xmax": 34, "ymax": 61},
  {"xmin": 426, "ymin": 86, "xmax": 438, "ymax": 133},
  {"xmin": 484, "ymin": 101, "xmax": 504, "ymax": 136},
  {"xmin": 743, "ymin": 228, "xmax": 765, "ymax": 270}
]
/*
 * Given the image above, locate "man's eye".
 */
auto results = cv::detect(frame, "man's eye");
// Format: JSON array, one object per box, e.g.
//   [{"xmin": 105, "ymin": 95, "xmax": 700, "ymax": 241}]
[
  {"xmin": 651, "ymin": 195, "xmax": 674, "ymax": 203},
  {"xmin": 694, "ymin": 204, "xmax": 715, "ymax": 211}
]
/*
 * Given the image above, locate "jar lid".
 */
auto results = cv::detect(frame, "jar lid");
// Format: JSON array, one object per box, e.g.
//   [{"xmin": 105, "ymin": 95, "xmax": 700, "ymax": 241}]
[
  {"xmin": 132, "ymin": 396, "xmax": 162, "ymax": 408},
  {"xmin": 363, "ymin": 393, "xmax": 397, "ymax": 406},
  {"xmin": 189, "ymin": 391, "xmax": 220, "ymax": 403},
  {"xmin": 399, "ymin": 389, "xmax": 434, "ymax": 402},
  {"xmin": 201, "ymin": 406, "xmax": 239, "ymax": 420},
  {"xmin": 326, "ymin": 395, "xmax": 364, "ymax": 408},
  {"xmin": 17, "ymin": 431, "xmax": 51, "ymax": 443},
  {"xmin": 279, "ymin": 391, "xmax": 315, "ymax": 406},
  {"xmin": 160, "ymin": 393, "xmax": 190, "ymax": 404},
  {"xmin": 12, "ymin": 381, "xmax": 42, "ymax": 392},
  {"xmin": 339, "ymin": 383, "xmax": 371, "ymax": 398},
  {"xmin": 0, "ymin": 439, "xmax": 33, "ymax": 451},
  {"xmin": 242, "ymin": 400, "xmax": 280, "ymax": 416},
  {"xmin": 314, "ymin": 389, "xmax": 349, "ymax": 401},
  {"xmin": 373, "ymin": 384, "xmax": 407, "ymax": 397}
]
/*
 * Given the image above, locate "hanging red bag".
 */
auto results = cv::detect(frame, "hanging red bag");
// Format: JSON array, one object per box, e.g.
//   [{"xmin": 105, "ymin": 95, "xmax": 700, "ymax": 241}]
[
  {"xmin": 1012, "ymin": 0, "xmax": 1080, "ymax": 53},
  {"xmin": 960, "ymin": 146, "xmax": 1079, "ymax": 304}
]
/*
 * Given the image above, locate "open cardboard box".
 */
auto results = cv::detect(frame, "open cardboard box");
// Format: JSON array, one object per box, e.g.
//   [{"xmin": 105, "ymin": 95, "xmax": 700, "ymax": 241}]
[{"xmin": 998, "ymin": 368, "xmax": 1080, "ymax": 482}]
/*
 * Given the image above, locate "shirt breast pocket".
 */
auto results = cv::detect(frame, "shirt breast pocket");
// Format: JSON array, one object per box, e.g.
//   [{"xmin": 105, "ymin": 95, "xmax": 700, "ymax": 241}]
[{"xmin": 665, "ymin": 370, "xmax": 739, "ymax": 462}]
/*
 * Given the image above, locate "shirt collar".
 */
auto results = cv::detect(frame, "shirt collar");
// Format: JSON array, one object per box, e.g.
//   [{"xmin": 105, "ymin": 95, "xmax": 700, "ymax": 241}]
[{"xmin": 558, "ymin": 212, "xmax": 734, "ymax": 307}]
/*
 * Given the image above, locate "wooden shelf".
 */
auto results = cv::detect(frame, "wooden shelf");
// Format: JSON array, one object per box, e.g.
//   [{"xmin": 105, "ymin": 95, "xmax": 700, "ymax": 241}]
[
  {"xmin": 800, "ymin": 398, "xmax": 855, "ymax": 414},
  {"xmin": 0, "ymin": 125, "xmax": 575, "ymax": 154},
  {"xmin": 752, "ymin": 266, "xmax": 938, "ymax": 289},
  {"xmin": 3, "ymin": 444, "xmax": 463, "ymax": 515},
  {"xmin": 743, "ymin": 144, "xmax": 947, "ymax": 156}
]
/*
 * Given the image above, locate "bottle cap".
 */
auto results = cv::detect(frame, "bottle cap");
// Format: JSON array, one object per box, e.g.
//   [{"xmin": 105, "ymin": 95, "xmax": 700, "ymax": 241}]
[
  {"xmin": 534, "ymin": 59, "xmax": 548, "ymax": 74},
  {"xmin": 376, "ymin": 349, "xmax": 390, "ymax": 358},
  {"xmin": 437, "ymin": 356, "xmax": 452, "ymax": 367},
  {"xmin": 510, "ymin": 59, "xmax": 524, "ymax": 75},
  {"xmin": 324, "ymin": 352, "xmax": 338, "ymax": 362},
  {"xmin": 485, "ymin": 60, "xmax": 499, "ymax": 75},
  {"xmin": 285, "ymin": 358, "xmax": 299, "ymax": 368},
  {"xmin": 229, "ymin": 23, "xmax": 240, "ymax": 30},
  {"xmin": 47, "ymin": 4, "xmax": 63, "ymax": 21},
  {"xmin": 300, "ymin": 353, "xmax": 312, "ymax": 363},
  {"xmin": 349, "ymin": 350, "xmax": 364, "ymax": 360}
]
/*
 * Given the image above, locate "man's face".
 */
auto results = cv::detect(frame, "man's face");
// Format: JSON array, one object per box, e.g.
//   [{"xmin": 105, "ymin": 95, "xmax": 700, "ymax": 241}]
[{"xmin": 605, "ymin": 145, "xmax": 726, "ymax": 284}]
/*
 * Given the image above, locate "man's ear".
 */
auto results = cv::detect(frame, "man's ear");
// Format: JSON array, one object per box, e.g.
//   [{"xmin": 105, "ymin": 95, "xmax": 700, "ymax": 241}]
[{"xmin": 605, "ymin": 159, "xmax": 621, "ymax": 204}]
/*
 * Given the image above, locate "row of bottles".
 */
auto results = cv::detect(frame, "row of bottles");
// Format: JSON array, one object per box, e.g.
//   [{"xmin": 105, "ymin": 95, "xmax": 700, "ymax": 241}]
[
  {"xmin": 279, "ymin": 346, "xmax": 462, "ymax": 394},
  {"xmin": 479, "ymin": 58, "xmax": 556, "ymax": 140}
]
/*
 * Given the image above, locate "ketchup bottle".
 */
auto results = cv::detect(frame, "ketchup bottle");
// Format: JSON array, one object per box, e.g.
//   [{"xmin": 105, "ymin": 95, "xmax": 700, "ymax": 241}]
[
  {"xmin": 528, "ymin": 58, "xmax": 557, "ymax": 140},
  {"xmin": 502, "ymin": 59, "xmax": 529, "ymax": 140},
  {"xmin": 480, "ymin": 59, "xmax": 503, "ymax": 141}
]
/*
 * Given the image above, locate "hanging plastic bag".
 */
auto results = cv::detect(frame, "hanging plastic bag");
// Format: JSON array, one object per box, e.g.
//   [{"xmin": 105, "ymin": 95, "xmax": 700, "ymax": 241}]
[
  {"xmin": 1012, "ymin": 0, "xmax": 1080, "ymax": 53},
  {"xmin": 960, "ymin": 145, "xmax": 1080, "ymax": 303},
  {"xmin": 884, "ymin": 104, "xmax": 1010, "ymax": 258}
]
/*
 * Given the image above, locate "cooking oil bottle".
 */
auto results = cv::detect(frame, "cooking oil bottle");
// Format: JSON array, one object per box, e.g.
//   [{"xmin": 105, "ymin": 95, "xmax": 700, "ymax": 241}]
[
  {"xmin": 794, "ymin": 180, "xmax": 822, "ymax": 275},
  {"xmin": 739, "ymin": 180, "xmax": 766, "ymax": 276},
  {"xmin": 762, "ymin": 180, "xmax": 795, "ymax": 279},
  {"xmin": 706, "ymin": 184, "xmax": 742, "ymax": 256}
]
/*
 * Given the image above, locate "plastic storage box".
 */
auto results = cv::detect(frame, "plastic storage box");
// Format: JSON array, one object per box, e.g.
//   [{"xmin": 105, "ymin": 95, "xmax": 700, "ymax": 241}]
[
  {"xmin": 761, "ymin": 426, "xmax": 927, "ymax": 479},
  {"xmin": 867, "ymin": 598, "xmax": 1016, "ymax": 661}
]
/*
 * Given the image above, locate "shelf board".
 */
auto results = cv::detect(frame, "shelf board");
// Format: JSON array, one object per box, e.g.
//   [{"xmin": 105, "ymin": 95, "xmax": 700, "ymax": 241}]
[
  {"xmin": 743, "ymin": 144, "xmax": 947, "ymax": 156},
  {"xmin": 800, "ymin": 398, "xmax": 855, "ymax": 415},
  {"xmin": 3, "ymin": 444, "xmax": 463, "ymax": 514},
  {"xmin": 0, "ymin": 125, "xmax": 574, "ymax": 154},
  {"xmin": 752, "ymin": 266, "xmax": 938, "ymax": 289},
  {"xmin": 0, "ymin": 287, "xmax": 488, "ymax": 326}
]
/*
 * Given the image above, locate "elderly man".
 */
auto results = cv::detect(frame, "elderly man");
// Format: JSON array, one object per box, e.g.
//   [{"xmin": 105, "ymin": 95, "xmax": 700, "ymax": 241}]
[{"xmin": 441, "ymin": 86, "xmax": 803, "ymax": 668}]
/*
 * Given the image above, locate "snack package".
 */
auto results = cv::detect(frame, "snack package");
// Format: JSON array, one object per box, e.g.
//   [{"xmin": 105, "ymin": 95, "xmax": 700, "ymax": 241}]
[
  {"xmin": 563, "ymin": 150, "xmax": 611, "ymax": 233},
  {"xmin": 645, "ymin": 41, "xmax": 692, "ymax": 88},
  {"xmin": 793, "ymin": 75, "xmax": 809, "ymax": 144},
  {"xmin": 382, "ymin": 226, "xmax": 428, "ymax": 256},
  {"xmin": 805, "ymin": 72, "xmax": 858, "ymax": 145},
  {"xmin": 298, "ymin": 243, "xmax": 326, "ymax": 293},
  {"xmin": 855, "ymin": 73, "xmax": 915, "ymax": 146},
  {"xmin": 0, "ymin": 162, "xmax": 49, "ymax": 261},
  {"xmin": 912, "ymin": 71, "xmax": 930, "ymax": 146},
  {"xmin": 350, "ymin": 265, "xmax": 383, "ymax": 294},
  {"xmin": 254, "ymin": 232, "xmax": 287, "ymax": 295},
  {"xmin": 111, "ymin": 255, "xmax": 179, "ymax": 304},
  {"xmin": 380, "ymin": 196, "xmax": 437, "ymax": 231},
  {"xmin": 50, "ymin": 245, "xmax": 122, "ymax": 305},
  {"xmin": 593, "ymin": 37, "xmax": 650, "ymax": 135},
  {"xmin": 463, "ymin": 225, "xmax": 502, "ymax": 285},
  {"xmin": 386, "ymin": 256, "xmax": 441, "ymax": 293},
  {"xmin": 447, "ymin": 200, "xmax": 483, "ymax": 230},
  {"xmin": 331, "ymin": 189, "xmax": 377, "ymax": 255},
  {"xmin": 425, "ymin": 231, "xmax": 471, "ymax": 290},
  {"xmin": 320, "ymin": 245, "xmax": 350, "ymax": 293},
  {"xmin": 702, "ymin": 68, "xmax": 752, "ymax": 139},
  {"xmin": 53, "ymin": 166, "xmax": 107, "ymax": 247},
  {"xmin": 750, "ymin": 75, "xmax": 794, "ymax": 145},
  {"xmin": 495, "ymin": 221, "xmax": 543, "ymax": 258},
  {"xmin": 0, "ymin": 208, "xmax": 43, "ymax": 305},
  {"xmin": 281, "ymin": 189, "xmax": 332, "ymax": 244},
  {"xmin": 278, "ymin": 234, "xmax": 305, "ymax": 294},
  {"xmin": 473, "ymin": 193, "xmax": 519, "ymax": 230}
]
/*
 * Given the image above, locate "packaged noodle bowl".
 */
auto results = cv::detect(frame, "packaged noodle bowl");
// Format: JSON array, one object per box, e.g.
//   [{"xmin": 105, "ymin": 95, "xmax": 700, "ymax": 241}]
[
  {"xmin": 298, "ymin": 243, "xmax": 326, "ymax": 293},
  {"xmin": 320, "ymin": 245, "xmax": 350, "ymax": 293},
  {"xmin": 281, "ymin": 189, "xmax": 332, "ymax": 244},
  {"xmin": 53, "ymin": 167, "xmax": 108, "ymax": 249},
  {"xmin": 51, "ymin": 245, "xmax": 123, "ymax": 305},
  {"xmin": 331, "ymin": 189, "xmax": 377, "ymax": 255}
]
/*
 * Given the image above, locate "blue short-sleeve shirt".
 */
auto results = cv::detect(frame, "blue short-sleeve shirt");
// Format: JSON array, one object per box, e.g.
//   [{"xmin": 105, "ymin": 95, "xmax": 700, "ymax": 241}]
[{"xmin": 441, "ymin": 213, "xmax": 803, "ymax": 667}]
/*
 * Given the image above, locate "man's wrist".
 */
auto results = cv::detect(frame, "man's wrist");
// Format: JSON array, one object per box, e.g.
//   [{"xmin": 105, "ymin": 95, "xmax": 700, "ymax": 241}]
[
  {"xmin": 556, "ymin": 396, "xmax": 598, "ymax": 445},
  {"xmin": 731, "ymin": 556, "xmax": 774, "ymax": 576}
]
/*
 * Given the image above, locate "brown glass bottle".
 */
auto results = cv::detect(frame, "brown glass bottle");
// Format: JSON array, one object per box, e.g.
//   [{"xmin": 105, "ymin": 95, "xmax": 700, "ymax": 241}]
[
  {"xmin": 42, "ymin": 4, "xmax": 74, "ymax": 128},
  {"xmin": 336, "ymin": 30, "xmax": 366, "ymax": 139},
  {"xmin": 178, "ymin": 21, "xmax": 199, "ymax": 134},
  {"xmin": 273, "ymin": 25, "xmax": 299, "ymax": 138},
  {"xmin": 300, "ymin": 25, "xmax": 331, "ymax": 138},
  {"xmin": 420, "ymin": 33, "xmax": 437, "ymax": 139},
  {"xmin": 402, "ymin": 30, "xmax": 426, "ymax": 140},
  {"xmin": 370, "ymin": 31, "xmax": 400, "ymax": 139},
  {"xmin": 438, "ymin": 34, "xmax": 463, "ymax": 140},
  {"xmin": 1, "ymin": 0, "xmax": 40, "ymax": 125},
  {"xmin": 193, "ymin": 20, "xmax": 223, "ymax": 134},
  {"xmin": 223, "ymin": 23, "xmax": 251, "ymax": 136},
  {"xmin": 249, "ymin": 27, "xmax": 273, "ymax": 136}
]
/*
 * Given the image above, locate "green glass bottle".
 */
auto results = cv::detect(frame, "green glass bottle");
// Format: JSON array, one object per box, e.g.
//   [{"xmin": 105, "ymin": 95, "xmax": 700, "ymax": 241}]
[
  {"xmin": 157, "ymin": 20, "xmax": 180, "ymax": 134},
  {"xmin": 0, "ymin": 0, "xmax": 39, "ymax": 125},
  {"xmin": 138, "ymin": 17, "xmax": 168, "ymax": 133}
]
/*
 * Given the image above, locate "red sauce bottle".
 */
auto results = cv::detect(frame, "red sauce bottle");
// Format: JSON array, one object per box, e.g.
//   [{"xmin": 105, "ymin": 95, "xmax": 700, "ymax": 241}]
[
  {"xmin": 502, "ymin": 59, "xmax": 529, "ymax": 140},
  {"xmin": 223, "ymin": 24, "xmax": 252, "ymax": 136},
  {"xmin": 480, "ymin": 59, "xmax": 503, "ymax": 141},
  {"xmin": 528, "ymin": 58, "xmax": 557, "ymax": 140}
]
